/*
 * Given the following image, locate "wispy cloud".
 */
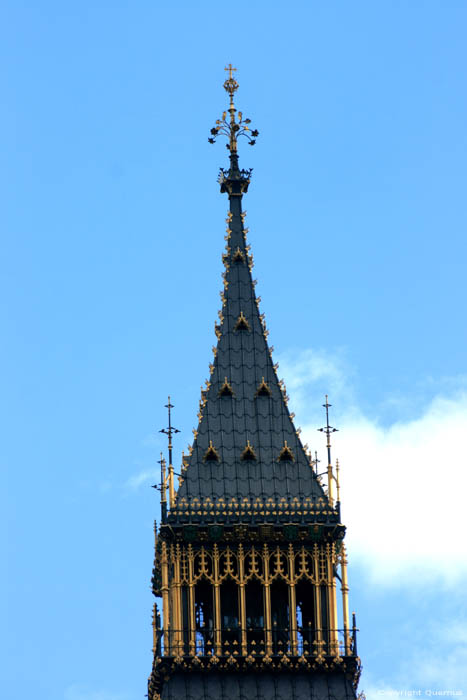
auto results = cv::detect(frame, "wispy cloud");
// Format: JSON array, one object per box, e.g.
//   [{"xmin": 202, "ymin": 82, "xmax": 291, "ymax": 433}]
[
  {"xmin": 122, "ymin": 433, "xmax": 164, "ymax": 492},
  {"xmin": 279, "ymin": 349, "xmax": 467, "ymax": 586},
  {"xmin": 276, "ymin": 347, "xmax": 352, "ymax": 418},
  {"xmin": 124, "ymin": 467, "xmax": 159, "ymax": 491}
]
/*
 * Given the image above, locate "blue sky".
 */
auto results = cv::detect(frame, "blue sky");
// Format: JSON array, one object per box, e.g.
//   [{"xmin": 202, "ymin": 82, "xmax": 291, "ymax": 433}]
[{"xmin": 2, "ymin": 2, "xmax": 467, "ymax": 699}]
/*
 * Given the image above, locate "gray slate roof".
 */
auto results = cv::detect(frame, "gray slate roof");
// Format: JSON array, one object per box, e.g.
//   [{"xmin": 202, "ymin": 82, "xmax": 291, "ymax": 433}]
[
  {"xmin": 162, "ymin": 672, "xmax": 357, "ymax": 700},
  {"xmin": 173, "ymin": 193, "xmax": 326, "ymax": 511}
]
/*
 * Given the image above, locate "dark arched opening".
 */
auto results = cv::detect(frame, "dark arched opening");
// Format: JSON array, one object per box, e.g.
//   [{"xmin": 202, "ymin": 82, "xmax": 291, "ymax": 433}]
[
  {"xmin": 220, "ymin": 579, "xmax": 240, "ymax": 651},
  {"xmin": 270, "ymin": 580, "xmax": 289, "ymax": 654},
  {"xmin": 320, "ymin": 584, "xmax": 329, "ymax": 652},
  {"xmin": 245, "ymin": 580, "xmax": 264, "ymax": 653},
  {"xmin": 195, "ymin": 580, "xmax": 214, "ymax": 654},
  {"xmin": 296, "ymin": 580, "xmax": 316, "ymax": 654}
]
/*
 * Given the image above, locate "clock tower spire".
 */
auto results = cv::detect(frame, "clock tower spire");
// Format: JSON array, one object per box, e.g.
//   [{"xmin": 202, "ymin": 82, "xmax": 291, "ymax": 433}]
[{"xmin": 148, "ymin": 69, "xmax": 362, "ymax": 700}]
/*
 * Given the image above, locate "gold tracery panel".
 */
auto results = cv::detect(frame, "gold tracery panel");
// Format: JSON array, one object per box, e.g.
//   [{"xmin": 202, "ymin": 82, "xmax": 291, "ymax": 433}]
[
  {"xmin": 156, "ymin": 539, "xmax": 352, "ymax": 665},
  {"xmin": 167, "ymin": 542, "xmax": 337, "ymax": 586}
]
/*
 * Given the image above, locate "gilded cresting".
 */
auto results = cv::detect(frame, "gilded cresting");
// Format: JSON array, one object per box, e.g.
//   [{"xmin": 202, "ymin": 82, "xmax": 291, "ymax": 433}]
[{"xmin": 148, "ymin": 67, "xmax": 361, "ymax": 700}]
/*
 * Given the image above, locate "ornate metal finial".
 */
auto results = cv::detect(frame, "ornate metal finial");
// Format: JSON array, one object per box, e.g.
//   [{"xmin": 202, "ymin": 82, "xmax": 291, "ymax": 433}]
[
  {"xmin": 311, "ymin": 450, "xmax": 321, "ymax": 474},
  {"xmin": 336, "ymin": 458, "xmax": 341, "ymax": 503},
  {"xmin": 160, "ymin": 396, "xmax": 180, "ymax": 469},
  {"xmin": 160, "ymin": 396, "xmax": 180, "ymax": 511},
  {"xmin": 158, "ymin": 452, "xmax": 167, "ymax": 523},
  {"xmin": 208, "ymin": 65, "xmax": 259, "ymax": 154},
  {"xmin": 318, "ymin": 395, "xmax": 338, "ymax": 466},
  {"xmin": 318, "ymin": 395, "xmax": 338, "ymax": 506}
]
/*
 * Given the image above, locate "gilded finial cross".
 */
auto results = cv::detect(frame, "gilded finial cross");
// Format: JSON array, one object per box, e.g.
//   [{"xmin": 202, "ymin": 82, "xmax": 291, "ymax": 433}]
[
  {"xmin": 224, "ymin": 63, "xmax": 237, "ymax": 80},
  {"xmin": 223, "ymin": 63, "xmax": 239, "ymax": 103}
]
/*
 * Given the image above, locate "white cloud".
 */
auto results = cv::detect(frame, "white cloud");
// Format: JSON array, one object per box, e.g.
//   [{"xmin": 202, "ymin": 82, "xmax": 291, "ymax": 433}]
[
  {"xmin": 413, "ymin": 620, "xmax": 467, "ymax": 688},
  {"xmin": 362, "ymin": 617, "xmax": 467, "ymax": 696},
  {"xmin": 279, "ymin": 349, "xmax": 467, "ymax": 586}
]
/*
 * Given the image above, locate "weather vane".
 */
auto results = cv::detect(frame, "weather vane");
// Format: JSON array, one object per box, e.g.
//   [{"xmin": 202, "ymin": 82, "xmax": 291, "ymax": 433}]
[{"xmin": 208, "ymin": 64, "xmax": 259, "ymax": 154}]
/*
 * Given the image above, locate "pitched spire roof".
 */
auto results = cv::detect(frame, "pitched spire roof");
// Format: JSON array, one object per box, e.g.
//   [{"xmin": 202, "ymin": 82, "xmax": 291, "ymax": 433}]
[
  {"xmin": 173, "ymin": 188, "xmax": 328, "ymax": 518},
  {"xmin": 170, "ymin": 70, "xmax": 334, "ymax": 524}
]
